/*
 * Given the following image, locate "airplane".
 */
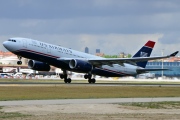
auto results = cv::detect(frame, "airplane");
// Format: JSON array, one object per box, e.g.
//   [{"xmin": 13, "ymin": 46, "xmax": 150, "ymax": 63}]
[{"xmin": 3, "ymin": 37, "xmax": 179, "ymax": 83}]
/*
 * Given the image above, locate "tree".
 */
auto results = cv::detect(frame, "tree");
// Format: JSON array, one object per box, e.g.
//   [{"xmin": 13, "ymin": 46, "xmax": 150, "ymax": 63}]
[
  {"xmin": 127, "ymin": 54, "xmax": 132, "ymax": 58},
  {"xmin": 103, "ymin": 55, "xmax": 118, "ymax": 58}
]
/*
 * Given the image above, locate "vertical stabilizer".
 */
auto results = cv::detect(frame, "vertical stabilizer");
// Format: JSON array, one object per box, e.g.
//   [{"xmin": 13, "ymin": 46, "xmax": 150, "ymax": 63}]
[{"xmin": 133, "ymin": 40, "xmax": 155, "ymax": 68}]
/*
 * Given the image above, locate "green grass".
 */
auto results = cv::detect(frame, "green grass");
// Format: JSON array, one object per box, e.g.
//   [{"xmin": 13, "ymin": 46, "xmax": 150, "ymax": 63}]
[
  {"xmin": 0, "ymin": 106, "xmax": 29, "ymax": 119},
  {"xmin": 0, "ymin": 85, "xmax": 180, "ymax": 100},
  {"xmin": 123, "ymin": 101, "xmax": 180, "ymax": 109}
]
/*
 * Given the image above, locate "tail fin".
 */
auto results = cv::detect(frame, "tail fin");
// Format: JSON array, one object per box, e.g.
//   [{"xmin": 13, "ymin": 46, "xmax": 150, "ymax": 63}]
[{"xmin": 133, "ymin": 40, "xmax": 155, "ymax": 68}]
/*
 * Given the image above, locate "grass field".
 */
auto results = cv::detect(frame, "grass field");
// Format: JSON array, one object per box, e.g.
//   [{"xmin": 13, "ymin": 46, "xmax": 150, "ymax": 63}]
[
  {"xmin": 0, "ymin": 107, "xmax": 29, "ymax": 119},
  {"xmin": 123, "ymin": 101, "xmax": 180, "ymax": 109},
  {"xmin": 0, "ymin": 85, "xmax": 180, "ymax": 101},
  {"xmin": 0, "ymin": 78, "xmax": 180, "ymax": 100}
]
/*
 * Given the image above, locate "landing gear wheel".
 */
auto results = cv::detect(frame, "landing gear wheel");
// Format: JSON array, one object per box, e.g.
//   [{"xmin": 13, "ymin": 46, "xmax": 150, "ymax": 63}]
[
  {"xmin": 84, "ymin": 75, "xmax": 88, "ymax": 79},
  {"xmin": 17, "ymin": 61, "xmax": 22, "ymax": 65},
  {"xmin": 84, "ymin": 74, "xmax": 92, "ymax": 80},
  {"xmin": 60, "ymin": 74, "xmax": 63, "ymax": 79},
  {"xmin": 91, "ymin": 78, "xmax": 96, "ymax": 83},
  {"xmin": 64, "ymin": 79, "xmax": 68, "ymax": 83},
  {"xmin": 64, "ymin": 78, "xmax": 71, "ymax": 83},
  {"xmin": 88, "ymin": 79, "xmax": 91, "ymax": 83},
  {"xmin": 17, "ymin": 56, "xmax": 22, "ymax": 65},
  {"xmin": 60, "ymin": 74, "xmax": 67, "ymax": 79},
  {"xmin": 88, "ymin": 78, "xmax": 96, "ymax": 83},
  {"xmin": 67, "ymin": 78, "xmax": 71, "ymax": 83}
]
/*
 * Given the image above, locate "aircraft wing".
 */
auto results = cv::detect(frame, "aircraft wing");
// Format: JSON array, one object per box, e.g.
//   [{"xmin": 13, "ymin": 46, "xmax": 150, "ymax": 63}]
[
  {"xmin": 57, "ymin": 51, "xmax": 179, "ymax": 67},
  {"xmin": 87, "ymin": 51, "xmax": 179, "ymax": 66}
]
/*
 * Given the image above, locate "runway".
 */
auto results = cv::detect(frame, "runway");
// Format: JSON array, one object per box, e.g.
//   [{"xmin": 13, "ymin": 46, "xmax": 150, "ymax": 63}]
[
  {"xmin": 1, "ymin": 81, "xmax": 180, "ymax": 87},
  {"xmin": 1, "ymin": 97, "xmax": 180, "ymax": 106}
]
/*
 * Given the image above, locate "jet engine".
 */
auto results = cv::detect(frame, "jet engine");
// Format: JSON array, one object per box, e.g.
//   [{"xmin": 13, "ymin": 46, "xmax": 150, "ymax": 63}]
[
  {"xmin": 69, "ymin": 59, "xmax": 92, "ymax": 72},
  {"xmin": 28, "ymin": 60, "xmax": 50, "ymax": 71}
]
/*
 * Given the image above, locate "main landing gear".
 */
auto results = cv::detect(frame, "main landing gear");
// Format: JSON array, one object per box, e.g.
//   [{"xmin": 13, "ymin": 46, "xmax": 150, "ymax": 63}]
[
  {"xmin": 84, "ymin": 74, "xmax": 96, "ymax": 83},
  {"xmin": 60, "ymin": 70, "xmax": 71, "ymax": 83},
  {"xmin": 17, "ymin": 56, "xmax": 22, "ymax": 65},
  {"xmin": 60, "ymin": 71, "xmax": 96, "ymax": 84}
]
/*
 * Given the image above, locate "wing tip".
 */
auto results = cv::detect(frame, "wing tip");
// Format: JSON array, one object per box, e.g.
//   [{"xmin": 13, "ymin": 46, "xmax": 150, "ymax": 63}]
[{"xmin": 170, "ymin": 51, "xmax": 179, "ymax": 57}]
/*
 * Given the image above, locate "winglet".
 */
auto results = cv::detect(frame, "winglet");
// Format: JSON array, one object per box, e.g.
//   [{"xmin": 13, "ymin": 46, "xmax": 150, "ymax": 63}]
[{"xmin": 169, "ymin": 51, "xmax": 179, "ymax": 57}]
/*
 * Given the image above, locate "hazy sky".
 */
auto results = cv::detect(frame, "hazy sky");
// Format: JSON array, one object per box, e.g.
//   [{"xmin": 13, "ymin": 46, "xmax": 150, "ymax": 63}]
[{"xmin": 0, "ymin": 0, "xmax": 180, "ymax": 56}]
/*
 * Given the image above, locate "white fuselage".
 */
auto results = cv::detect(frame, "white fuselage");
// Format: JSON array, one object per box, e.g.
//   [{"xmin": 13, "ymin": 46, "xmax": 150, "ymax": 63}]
[{"xmin": 3, "ymin": 37, "xmax": 139, "ymax": 77}]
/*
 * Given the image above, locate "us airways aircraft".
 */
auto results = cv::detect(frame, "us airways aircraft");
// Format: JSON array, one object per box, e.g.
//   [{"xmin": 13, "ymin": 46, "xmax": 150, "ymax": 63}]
[{"xmin": 3, "ymin": 38, "xmax": 178, "ymax": 83}]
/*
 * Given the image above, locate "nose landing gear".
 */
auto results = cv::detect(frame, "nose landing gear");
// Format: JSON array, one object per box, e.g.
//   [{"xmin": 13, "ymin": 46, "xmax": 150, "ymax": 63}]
[
  {"xmin": 17, "ymin": 56, "xmax": 22, "ymax": 65},
  {"xmin": 17, "ymin": 61, "xmax": 22, "ymax": 65}
]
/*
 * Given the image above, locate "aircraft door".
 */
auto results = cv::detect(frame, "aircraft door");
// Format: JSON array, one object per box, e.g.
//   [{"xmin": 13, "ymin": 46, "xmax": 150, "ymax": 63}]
[
  {"xmin": 47, "ymin": 45, "xmax": 51, "ymax": 53},
  {"xmin": 23, "ymin": 39, "xmax": 27, "ymax": 48}
]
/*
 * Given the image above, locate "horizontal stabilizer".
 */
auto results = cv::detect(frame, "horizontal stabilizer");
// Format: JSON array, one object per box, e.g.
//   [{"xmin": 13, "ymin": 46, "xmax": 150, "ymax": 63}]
[{"xmin": 137, "ymin": 68, "xmax": 169, "ymax": 74}]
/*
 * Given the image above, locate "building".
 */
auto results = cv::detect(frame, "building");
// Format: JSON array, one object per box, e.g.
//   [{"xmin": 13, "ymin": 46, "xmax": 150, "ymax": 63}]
[
  {"xmin": 95, "ymin": 53, "xmax": 105, "ymax": 57},
  {"xmin": 0, "ymin": 51, "xmax": 28, "ymax": 65},
  {"xmin": 96, "ymin": 49, "xmax": 100, "ymax": 53},
  {"xmin": 85, "ymin": 47, "xmax": 89, "ymax": 53},
  {"xmin": 146, "ymin": 62, "xmax": 180, "ymax": 77},
  {"xmin": 0, "ymin": 56, "xmax": 27, "ymax": 65},
  {"xmin": 0, "ymin": 51, "xmax": 14, "ymax": 58},
  {"xmin": 119, "ymin": 52, "xmax": 125, "ymax": 58}
]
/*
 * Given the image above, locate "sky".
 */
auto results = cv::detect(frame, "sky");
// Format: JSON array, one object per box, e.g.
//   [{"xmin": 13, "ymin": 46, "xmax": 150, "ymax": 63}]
[{"xmin": 0, "ymin": 0, "xmax": 180, "ymax": 56}]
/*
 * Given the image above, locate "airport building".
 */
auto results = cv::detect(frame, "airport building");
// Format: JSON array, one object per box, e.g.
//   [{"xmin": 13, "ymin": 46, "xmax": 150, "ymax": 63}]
[{"xmin": 146, "ymin": 62, "xmax": 180, "ymax": 77}]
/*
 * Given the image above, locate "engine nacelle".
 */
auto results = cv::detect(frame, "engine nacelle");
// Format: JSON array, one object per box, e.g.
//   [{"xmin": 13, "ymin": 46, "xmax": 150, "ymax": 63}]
[
  {"xmin": 28, "ymin": 60, "xmax": 50, "ymax": 71},
  {"xmin": 69, "ymin": 59, "xmax": 92, "ymax": 72}
]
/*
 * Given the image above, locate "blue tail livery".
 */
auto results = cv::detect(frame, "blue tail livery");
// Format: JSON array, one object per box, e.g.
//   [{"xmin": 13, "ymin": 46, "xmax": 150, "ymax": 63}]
[{"xmin": 133, "ymin": 40, "xmax": 155, "ymax": 68}]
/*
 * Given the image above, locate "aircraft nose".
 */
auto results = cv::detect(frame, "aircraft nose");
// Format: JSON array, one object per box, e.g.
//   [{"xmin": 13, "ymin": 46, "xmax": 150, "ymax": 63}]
[
  {"xmin": 3, "ymin": 41, "xmax": 8, "ymax": 48},
  {"xmin": 3, "ymin": 41, "xmax": 7, "ymax": 47},
  {"xmin": 3, "ymin": 41, "xmax": 11, "ymax": 51},
  {"xmin": 3, "ymin": 40, "xmax": 16, "ymax": 52}
]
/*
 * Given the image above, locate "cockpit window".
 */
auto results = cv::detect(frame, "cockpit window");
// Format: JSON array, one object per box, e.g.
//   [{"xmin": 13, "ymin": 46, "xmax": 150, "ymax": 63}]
[{"xmin": 8, "ymin": 39, "xmax": 16, "ymax": 42}]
